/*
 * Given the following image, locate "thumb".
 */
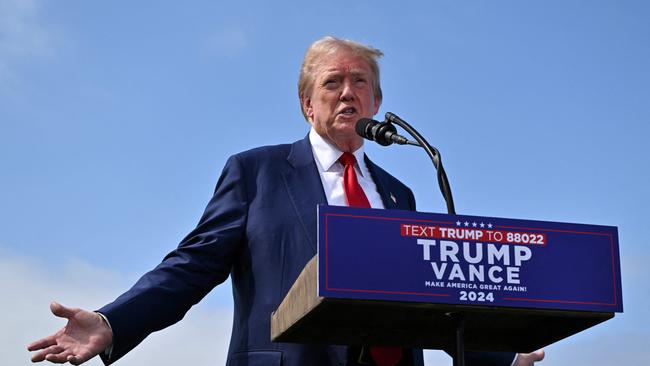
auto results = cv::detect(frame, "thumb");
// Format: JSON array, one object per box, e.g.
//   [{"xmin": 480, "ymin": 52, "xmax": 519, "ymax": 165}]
[
  {"xmin": 50, "ymin": 301, "xmax": 76, "ymax": 319},
  {"xmin": 532, "ymin": 349, "xmax": 545, "ymax": 361}
]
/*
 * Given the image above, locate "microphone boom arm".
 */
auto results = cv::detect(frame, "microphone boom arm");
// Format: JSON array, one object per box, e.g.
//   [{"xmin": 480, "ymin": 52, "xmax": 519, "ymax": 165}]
[{"xmin": 385, "ymin": 112, "xmax": 456, "ymax": 215}]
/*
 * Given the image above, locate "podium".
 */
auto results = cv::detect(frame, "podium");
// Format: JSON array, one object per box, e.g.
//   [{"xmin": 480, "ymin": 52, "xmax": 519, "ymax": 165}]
[{"xmin": 271, "ymin": 205, "xmax": 622, "ymax": 356}]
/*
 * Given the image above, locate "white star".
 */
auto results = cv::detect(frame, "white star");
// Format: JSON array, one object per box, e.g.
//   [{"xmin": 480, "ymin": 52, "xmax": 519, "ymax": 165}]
[
  {"xmin": 472, "ymin": 222, "xmax": 477, "ymax": 227},
  {"xmin": 487, "ymin": 223, "xmax": 493, "ymax": 229},
  {"xmin": 464, "ymin": 221, "xmax": 469, "ymax": 227},
  {"xmin": 480, "ymin": 222, "xmax": 485, "ymax": 228},
  {"xmin": 456, "ymin": 221, "xmax": 461, "ymax": 226}
]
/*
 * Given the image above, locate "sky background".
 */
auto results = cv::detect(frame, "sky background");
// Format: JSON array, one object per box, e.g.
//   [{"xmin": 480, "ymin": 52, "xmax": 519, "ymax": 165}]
[{"xmin": 1, "ymin": 0, "xmax": 648, "ymax": 365}]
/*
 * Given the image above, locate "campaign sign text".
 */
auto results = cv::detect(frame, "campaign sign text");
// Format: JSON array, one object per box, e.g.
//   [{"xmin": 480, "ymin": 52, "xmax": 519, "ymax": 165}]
[{"xmin": 317, "ymin": 205, "xmax": 622, "ymax": 313}]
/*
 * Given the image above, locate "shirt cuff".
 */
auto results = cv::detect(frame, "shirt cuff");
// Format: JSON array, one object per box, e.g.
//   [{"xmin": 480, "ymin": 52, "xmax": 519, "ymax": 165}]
[
  {"xmin": 95, "ymin": 312, "xmax": 114, "ymax": 357},
  {"xmin": 510, "ymin": 353, "xmax": 518, "ymax": 366}
]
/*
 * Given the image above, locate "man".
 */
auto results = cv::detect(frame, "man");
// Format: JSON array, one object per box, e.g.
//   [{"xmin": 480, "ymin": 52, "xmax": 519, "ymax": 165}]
[{"xmin": 28, "ymin": 36, "xmax": 544, "ymax": 366}]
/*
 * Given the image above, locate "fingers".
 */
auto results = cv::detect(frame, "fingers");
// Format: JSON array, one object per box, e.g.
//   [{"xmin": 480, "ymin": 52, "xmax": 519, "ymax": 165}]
[
  {"xmin": 48, "ymin": 351, "xmax": 93, "ymax": 365},
  {"xmin": 45, "ymin": 351, "xmax": 75, "ymax": 364},
  {"xmin": 50, "ymin": 301, "xmax": 77, "ymax": 319},
  {"xmin": 68, "ymin": 350, "xmax": 94, "ymax": 365},
  {"xmin": 27, "ymin": 335, "xmax": 57, "ymax": 351},
  {"xmin": 514, "ymin": 349, "xmax": 546, "ymax": 366},
  {"xmin": 29, "ymin": 343, "xmax": 94, "ymax": 365},
  {"xmin": 30, "ymin": 345, "xmax": 64, "ymax": 362}
]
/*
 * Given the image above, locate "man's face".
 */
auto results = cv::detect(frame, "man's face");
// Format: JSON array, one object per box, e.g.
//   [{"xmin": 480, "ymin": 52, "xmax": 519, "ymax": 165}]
[{"xmin": 302, "ymin": 50, "xmax": 380, "ymax": 151}]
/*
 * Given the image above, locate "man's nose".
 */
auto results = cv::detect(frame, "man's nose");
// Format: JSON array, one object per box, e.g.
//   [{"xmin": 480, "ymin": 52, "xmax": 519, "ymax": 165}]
[{"xmin": 339, "ymin": 80, "xmax": 355, "ymax": 101}]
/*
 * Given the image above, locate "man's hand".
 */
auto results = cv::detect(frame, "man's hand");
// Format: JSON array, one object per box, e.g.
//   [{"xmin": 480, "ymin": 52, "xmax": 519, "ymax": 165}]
[
  {"xmin": 27, "ymin": 302, "xmax": 113, "ymax": 365},
  {"xmin": 514, "ymin": 349, "xmax": 545, "ymax": 366}
]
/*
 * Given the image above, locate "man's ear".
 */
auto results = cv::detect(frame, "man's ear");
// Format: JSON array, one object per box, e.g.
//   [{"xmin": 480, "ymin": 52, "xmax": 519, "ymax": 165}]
[
  {"xmin": 301, "ymin": 93, "xmax": 314, "ymax": 121},
  {"xmin": 372, "ymin": 95, "xmax": 381, "ymax": 116}
]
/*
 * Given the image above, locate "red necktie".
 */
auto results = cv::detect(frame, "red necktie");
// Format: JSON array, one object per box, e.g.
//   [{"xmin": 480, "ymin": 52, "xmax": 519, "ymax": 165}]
[
  {"xmin": 339, "ymin": 152, "xmax": 403, "ymax": 366},
  {"xmin": 339, "ymin": 152, "xmax": 371, "ymax": 208}
]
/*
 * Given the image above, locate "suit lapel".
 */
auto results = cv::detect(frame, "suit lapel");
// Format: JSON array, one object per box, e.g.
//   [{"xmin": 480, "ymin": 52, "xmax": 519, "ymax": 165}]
[
  {"xmin": 365, "ymin": 155, "xmax": 401, "ymax": 210},
  {"xmin": 282, "ymin": 136, "xmax": 327, "ymax": 251}
]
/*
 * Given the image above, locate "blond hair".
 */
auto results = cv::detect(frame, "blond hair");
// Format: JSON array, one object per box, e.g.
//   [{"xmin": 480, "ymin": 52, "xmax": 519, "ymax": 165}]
[{"xmin": 298, "ymin": 36, "xmax": 383, "ymax": 121}]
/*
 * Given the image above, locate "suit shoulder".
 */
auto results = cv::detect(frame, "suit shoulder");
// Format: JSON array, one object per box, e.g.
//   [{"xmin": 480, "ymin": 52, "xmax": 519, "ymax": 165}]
[
  {"xmin": 235, "ymin": 144, "xmax": 291, "ymax": 159},
  {"xmin": 231, "ymin": 143, "xmax": 293, "ymax": 163}
]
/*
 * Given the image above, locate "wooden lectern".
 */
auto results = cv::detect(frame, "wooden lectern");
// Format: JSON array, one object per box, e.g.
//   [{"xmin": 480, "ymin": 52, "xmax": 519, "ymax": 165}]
[{"xmin": 271, "ymin": 206, "xmax": 622, "ymax": 363}]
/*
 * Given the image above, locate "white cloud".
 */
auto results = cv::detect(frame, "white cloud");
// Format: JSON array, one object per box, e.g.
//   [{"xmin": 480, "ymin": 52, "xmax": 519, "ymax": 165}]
[{"xmin": 1, "ymin": 249, "xmax": 232, "ymax": 366}]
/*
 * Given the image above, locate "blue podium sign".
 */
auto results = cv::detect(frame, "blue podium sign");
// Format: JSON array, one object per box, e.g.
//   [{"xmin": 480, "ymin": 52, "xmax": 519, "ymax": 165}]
[{"xmin": 317, "ymin": 205, "xmax": 622, "ymax": 313}]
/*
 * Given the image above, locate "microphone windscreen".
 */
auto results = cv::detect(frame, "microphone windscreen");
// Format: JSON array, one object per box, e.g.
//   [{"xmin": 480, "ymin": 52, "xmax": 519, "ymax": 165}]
[{"xmin": 355, "ymin": 118, "xmax": 378, "ymax": 139}]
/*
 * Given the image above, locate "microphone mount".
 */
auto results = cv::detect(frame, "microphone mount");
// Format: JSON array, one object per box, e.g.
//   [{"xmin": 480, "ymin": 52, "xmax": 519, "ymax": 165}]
[{"xmin": 370, "ymin": 112, "xmax": 456, "ymax": 215}]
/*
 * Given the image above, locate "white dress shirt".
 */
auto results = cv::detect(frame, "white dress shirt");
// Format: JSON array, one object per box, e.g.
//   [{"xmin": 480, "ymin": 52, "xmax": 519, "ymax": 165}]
[{"xmin": 308, "ymin": 128, "xmax": 385, "ymax": 209}]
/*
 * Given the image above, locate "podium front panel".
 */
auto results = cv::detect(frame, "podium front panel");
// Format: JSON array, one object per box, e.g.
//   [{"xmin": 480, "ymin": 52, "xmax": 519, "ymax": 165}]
[{"xmin": 317, "ymin": 205, "xmax": 622, "ymax": 313}]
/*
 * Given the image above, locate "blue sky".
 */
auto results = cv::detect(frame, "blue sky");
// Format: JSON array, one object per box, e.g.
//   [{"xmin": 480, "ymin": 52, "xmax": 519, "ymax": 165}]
[{"xmin": 1, "ymin": 0, "xmax": 648, "ymax": 365}]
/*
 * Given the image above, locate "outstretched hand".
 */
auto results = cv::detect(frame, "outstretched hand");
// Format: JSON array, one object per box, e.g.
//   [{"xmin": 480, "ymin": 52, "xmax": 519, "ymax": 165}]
[
  {"xmin": 514, "ymin": 349, "xmax": 545, "ymax": 366},
  {"xmin": 27, "ymin": 302, "xmax": 113, "ymax": 365}
]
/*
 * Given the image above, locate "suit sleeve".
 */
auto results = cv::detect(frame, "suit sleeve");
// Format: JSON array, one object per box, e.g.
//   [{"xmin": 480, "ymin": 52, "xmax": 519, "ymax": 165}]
[{"xmin": 98, "ymin": 155, "xmax": 249, "ymax": 364}]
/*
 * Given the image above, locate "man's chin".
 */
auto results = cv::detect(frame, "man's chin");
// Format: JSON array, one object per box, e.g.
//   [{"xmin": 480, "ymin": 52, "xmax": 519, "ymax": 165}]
[
  {"xmin": 329, "ymin": 131, "xmax": 363, "ymax": 151},
  {"xmin": 333, "ymin": 122, "xmax": 358, "ymax": 136}
]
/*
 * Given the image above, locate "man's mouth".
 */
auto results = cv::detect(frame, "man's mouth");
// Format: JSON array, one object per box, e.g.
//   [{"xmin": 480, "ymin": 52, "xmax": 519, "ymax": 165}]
[{"xmin": 338, "ymin": 107, "xmax": 357, "ymax": 116}]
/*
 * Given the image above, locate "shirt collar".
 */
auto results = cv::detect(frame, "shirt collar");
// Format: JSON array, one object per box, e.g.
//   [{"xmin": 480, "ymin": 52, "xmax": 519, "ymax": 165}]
[{"xmin": 309, "ymin": 128, "xmax": 367, "ymax": 176}]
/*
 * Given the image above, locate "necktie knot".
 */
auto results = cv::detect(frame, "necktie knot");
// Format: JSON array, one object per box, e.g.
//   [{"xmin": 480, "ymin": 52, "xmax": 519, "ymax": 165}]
[{"xmin": 339, "ymin": 152, "xmax": 356, "ymax": 168}]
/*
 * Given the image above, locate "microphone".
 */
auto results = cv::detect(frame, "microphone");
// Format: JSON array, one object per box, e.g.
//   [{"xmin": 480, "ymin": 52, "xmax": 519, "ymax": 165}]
[{"xmin": 355, "ymin": 118, "xmax": 410, "ymax": 146}]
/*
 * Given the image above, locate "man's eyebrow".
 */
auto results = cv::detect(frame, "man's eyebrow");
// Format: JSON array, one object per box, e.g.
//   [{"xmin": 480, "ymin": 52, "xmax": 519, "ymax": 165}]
[{"xmin": 350, "ymin": 69, "xmax": 370, "ymax": 76}]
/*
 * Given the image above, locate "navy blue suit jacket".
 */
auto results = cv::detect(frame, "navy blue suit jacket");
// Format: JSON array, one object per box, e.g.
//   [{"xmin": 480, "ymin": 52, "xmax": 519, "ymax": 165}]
[{"xmin": 98, "ymin": 135, "xmax": 514, "ymax": 366}]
